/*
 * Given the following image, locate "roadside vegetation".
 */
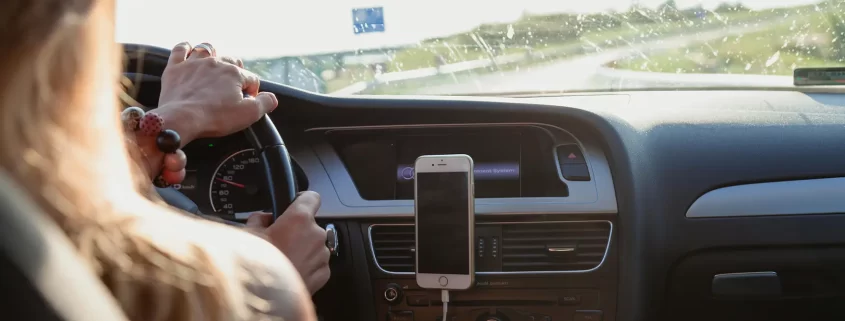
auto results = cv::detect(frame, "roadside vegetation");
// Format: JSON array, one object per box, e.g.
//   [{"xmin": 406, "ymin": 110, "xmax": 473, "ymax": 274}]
[
  {"xmin": 609, "ymin": 1, "xmax": 845, "ymax": 76},
  {"xmin": 245, "ymin": 1, "xmax": 825, "ymax": 93},
  {"xmin": 394, "ymin": 1, "xmax": 778, "ymax": 72}
]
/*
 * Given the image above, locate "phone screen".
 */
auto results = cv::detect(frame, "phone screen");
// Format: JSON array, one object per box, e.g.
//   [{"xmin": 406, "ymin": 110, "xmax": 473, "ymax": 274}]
[{"xmin": 416, "ymin": 171, "xmax": 470, "ymax": 275}]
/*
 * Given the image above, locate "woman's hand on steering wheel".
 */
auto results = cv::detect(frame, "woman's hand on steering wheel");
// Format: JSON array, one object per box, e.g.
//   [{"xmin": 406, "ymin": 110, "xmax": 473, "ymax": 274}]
[
  {"xmin": 146, "ymin": 42, "xmax": 326, "ymax": 293},
  {"xmin": 245, "ymin": 191, "xmax": 331, "ymax": 295},
  {"xmin": 144, "ymin": 43, "xmax": 324, "ymax": 293},
  {"xmin": 155, "ymin": 42, "xmax": 279, "ymax": 146}
]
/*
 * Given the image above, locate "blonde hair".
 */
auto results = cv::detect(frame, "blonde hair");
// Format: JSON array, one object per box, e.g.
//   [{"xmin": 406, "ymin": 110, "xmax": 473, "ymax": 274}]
[{"xmin": 0, "ymin": 1, "xmax": 232, "ymax": 319}]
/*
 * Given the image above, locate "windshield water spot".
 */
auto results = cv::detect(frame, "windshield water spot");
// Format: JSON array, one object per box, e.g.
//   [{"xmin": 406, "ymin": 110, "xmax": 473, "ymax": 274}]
[
  {"xmin": 766, "ymin": 51, "xmax": 780, "ymax": 68},
  {"xmin": 208, "ymin": 1, "xmax": 845, "ymax": 95}
]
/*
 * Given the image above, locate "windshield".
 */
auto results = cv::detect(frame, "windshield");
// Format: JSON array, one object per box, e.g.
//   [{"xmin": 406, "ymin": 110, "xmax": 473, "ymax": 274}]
[{"xmin": 116, "ymin": 0, "xmax": 844, "ymax": 95}]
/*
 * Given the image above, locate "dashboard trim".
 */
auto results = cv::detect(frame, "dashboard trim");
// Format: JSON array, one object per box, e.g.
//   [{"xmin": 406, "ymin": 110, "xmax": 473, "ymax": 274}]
[
  {"xmin": 367, "ymin": 220, "xmax": 613, "ymax": 275},
  {"xmin": 308, "ymin": 123, "xmax": 567, "ymax": 136},
  {"xmin": 686, "ymin": 177, "xmax": 845, "ymax": 218},
  {"xmin": 305, "ymin": 123, "xmax": 618, "ymax": 217},
  {"xmin": 313, "ymin": 124, "xmax": 595, "ymax": 185}
]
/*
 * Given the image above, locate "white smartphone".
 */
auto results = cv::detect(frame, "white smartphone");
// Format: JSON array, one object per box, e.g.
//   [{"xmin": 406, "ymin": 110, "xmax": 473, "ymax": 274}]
[{"xmin": 414, "ymin": 154, "xmax": 475, "ymax": 290}]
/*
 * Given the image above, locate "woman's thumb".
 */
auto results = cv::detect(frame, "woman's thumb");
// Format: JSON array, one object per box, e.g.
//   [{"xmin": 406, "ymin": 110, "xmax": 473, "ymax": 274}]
[{"xmin": 245, "ymin": 212, "xmax": 273, "ymax": 228}]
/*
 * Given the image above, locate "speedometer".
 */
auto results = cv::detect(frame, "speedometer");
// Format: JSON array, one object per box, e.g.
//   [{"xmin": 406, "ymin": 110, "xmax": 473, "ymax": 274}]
[{"xmin": 209, "ymin": 149, "xmax": 271, "ymax": 220}]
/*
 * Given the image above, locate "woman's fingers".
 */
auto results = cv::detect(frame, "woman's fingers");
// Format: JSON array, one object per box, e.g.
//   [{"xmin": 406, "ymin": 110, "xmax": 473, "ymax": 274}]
[
  {"xmin": 239, "ymin": 68, "xmax": 262, "ymax": 97},
  {"xmin": 159, "ymin": 42, "xmax": 278, "ymax": 141},
  {"xmin": 161, "ymin": 168, "xmax": 186, "ymax": 185},
  {"xmin": 246, "ymin": 212, "xmax": 274, "ymax": 228},
  {"xmin": 255, "ymin": 92, "xmax": 278, "ymax": 113},
  {"xmin": 220, "ymin": 56, "xmax": 244, "ymax": 69},
  {"xmin": 306, "ymin": 243, "xmax": 331, "ymax": 274},
  {"xmin": 188, "ymin": 43, "xmax": 215, "ymax": 60},
  {"xmin": 238, "ymin": 91, "xmax": 277, "ymax": 123},
  {"xmin": 262, "ymin": 191, "xmax": 328, "ymax": 294},
  {"xmin": 163, "ymin": 150, "xmax": 187, "ymax": 172},
  {"xmin": 307, "ymin": 265, "xmax": 331, "ymax": 295},
  {"xmin": 168, "ymin": 42, "xmax": 191, "ymax": 66}
]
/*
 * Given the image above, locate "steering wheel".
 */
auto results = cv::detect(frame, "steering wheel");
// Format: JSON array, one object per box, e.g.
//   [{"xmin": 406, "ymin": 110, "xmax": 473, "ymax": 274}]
[
  {"xmin": 244, "ymin": 115, "xmax": 298, "ymax": 220},
  {"xmin": 123, "ymin": 44, "xmax": 296, "ymax": 221}
]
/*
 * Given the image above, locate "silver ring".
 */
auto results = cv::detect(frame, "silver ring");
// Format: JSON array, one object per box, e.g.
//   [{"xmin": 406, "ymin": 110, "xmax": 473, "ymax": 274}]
[{"xmin": 193, "ymin": 43, "xmax": 214, "ymax": 56}]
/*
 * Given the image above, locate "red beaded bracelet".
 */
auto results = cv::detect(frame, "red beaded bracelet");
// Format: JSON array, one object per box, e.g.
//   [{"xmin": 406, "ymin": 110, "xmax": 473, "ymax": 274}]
[{"xmin": 121, "ymin": 107, "xmax": 186, "ymax": 188}]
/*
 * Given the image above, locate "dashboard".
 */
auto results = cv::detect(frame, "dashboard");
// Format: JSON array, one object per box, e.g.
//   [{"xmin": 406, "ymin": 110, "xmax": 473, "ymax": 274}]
[
  {"xmin": 176, "ymin": 134, "xmax": 310, "ymax": 220},
  {"xmin": 152, "ymin": 122, "xmax": 605, "ymax": 219},
  {"xmin": 126, "ymin": 45, "xmax": 845, "ymax": 321}
]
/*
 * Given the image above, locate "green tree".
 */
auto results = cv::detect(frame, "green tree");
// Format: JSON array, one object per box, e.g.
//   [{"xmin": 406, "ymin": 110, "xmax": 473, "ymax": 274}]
[
  {"xmin": 660, "ymin": 0, "xmax": 677, "ymax": 9},
  {"xmin": 828, "ymin": 12, "xmax": 845, "ymax": 61},
  {"xmin": 714, "ymin": 2, "xmax": 749, "ymax": 13},
  {"xmin": 657, "ymin": 0, "xmax": 683, "ymax": 21}
]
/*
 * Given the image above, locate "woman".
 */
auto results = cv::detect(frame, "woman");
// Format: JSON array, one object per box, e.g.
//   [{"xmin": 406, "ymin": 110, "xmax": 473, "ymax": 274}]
[{"xmin": 0, "ymin": 0, "xmax": 325, "ymax": 320}]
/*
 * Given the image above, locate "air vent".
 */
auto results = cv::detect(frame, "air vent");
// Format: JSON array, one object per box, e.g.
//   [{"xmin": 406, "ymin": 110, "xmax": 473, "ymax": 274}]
[
  {"xmin": 370, "ymin": 225, "xmax": 415, "ymax": 273},
  {"xmin": 369, "ymin": 221, "xmax": 611, "ymax": 274},
  {"xmin": 501, "ymin": 221, "xmax": 611, "ymax": 272}
]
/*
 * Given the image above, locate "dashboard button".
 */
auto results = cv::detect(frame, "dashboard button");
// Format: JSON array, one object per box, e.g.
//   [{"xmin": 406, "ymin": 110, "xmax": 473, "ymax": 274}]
[
  {"xmin": 406, "ymin": 295, "xmax": 429, "ymax": 306},
  {"xmin": 384, "ymin": 283, "xmax": 403, "ymax": 304},
  {"xmin": 531, "ymin": 313, "xmax": 552, "ymax": 321},
  {"xmin": 387, "ymin": 310, "xmax": 414, "ymax": 321},
  {"xmin": 573, "ymin": 310, "xmax": 603, "ymax": 321},
  {"xmin": 559, "ymin": 295, "xmax": 582, "ymax": 305},
  {"xmin": 562, "ymin": 164, "xmax": 591, "ymax": 181},
  {"xmin": 556, "ymin": 144, "xmax": 586, "ymax": 164}
]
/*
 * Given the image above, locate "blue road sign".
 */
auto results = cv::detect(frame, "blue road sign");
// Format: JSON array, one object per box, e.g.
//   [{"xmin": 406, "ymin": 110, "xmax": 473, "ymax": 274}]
[{"xmin": 353, "ymin": 7, "xmax": 385, "ymax": 34}]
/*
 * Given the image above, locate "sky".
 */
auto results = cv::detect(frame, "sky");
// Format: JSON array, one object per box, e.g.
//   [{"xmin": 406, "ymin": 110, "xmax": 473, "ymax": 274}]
[{"xmin": 115, "ymin": 0, "xmax": 820, "ymax": 58}]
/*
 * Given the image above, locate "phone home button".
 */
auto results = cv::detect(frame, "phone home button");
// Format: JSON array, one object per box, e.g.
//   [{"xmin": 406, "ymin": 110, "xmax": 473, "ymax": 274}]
[{"xmin": 438, "ymin": 276, "xmax": 448, "ymax": 286}]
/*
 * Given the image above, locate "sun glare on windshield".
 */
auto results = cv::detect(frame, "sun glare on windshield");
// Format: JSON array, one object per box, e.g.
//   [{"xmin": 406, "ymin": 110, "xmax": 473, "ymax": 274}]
[{"xmin": 118, "ymin": 0, "xmax": 844, "ymax": 95}]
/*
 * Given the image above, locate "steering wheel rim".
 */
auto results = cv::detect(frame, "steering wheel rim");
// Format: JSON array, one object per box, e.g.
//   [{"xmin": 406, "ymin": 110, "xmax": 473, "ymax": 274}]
[
  {"xmin": 244, "ymin": 115, "xmax": 298, "ymax": 220},
  {"xmin": 123, "ymin": 44, "xmax": 297, "ymax": 221}
]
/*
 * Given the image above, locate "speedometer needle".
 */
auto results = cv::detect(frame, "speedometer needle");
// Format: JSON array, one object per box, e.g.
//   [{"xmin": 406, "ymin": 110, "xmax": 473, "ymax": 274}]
[{"xmin": 215, "ymin": 178, "xmax": 245, "ymax": 188}]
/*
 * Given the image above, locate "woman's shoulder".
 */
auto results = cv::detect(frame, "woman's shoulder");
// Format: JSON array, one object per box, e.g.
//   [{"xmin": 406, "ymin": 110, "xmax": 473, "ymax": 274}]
[{"xmin": 132, "ymin": 203, "xmax": 316, "ymax": 321}]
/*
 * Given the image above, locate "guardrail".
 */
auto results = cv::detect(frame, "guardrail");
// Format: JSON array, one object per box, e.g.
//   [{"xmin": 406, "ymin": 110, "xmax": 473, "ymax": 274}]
[
  {"xmin": 331, "ymin": 48, "xmax": 578, "ymax": 95},
  {"xmin": 330, "ymin": 17, "xmax": 785, "ymax": 95}
]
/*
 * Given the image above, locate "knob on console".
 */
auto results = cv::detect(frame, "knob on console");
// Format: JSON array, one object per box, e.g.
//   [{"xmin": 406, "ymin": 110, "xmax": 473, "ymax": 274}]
[{"xmin": 383, "ymin": 283, "xmax": 403, "ymax": 305}]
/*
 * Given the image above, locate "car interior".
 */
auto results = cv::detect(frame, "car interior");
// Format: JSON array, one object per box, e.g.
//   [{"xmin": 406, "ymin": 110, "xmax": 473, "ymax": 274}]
[{"xmin": 3, "ymin": 42, "xmax": 845, "ymax": 321}]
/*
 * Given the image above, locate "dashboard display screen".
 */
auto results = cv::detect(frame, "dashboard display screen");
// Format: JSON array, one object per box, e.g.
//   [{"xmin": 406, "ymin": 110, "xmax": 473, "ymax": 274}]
[
  {"xmin": 332, "ymin": 127, "xmax": 568, "ymax": 200},
  {"xmin": 794, "ymin": 67, "xmax": 845, "ymax": 86},
  {"xmin": 416, "ymin": 171, "xmax": 470, "ymax": 274},
  {"xmin": 395, "ymin": 135, "xmax": 521, "ymax": 199}
]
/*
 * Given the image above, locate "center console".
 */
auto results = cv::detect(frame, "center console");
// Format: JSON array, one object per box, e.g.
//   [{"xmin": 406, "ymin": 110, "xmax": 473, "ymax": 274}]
[
  {"xmin": 366, "ymin": 220, "xmax": 618, "ymax": 321},
  {"xmin": 303, "ymin": 123, "xmax": 619, "ymax": 321}
]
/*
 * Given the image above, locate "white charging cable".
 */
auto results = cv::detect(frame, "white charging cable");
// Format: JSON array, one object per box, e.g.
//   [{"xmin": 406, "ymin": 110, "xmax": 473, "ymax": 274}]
[{"xmin": 441, "ymin": 290, "xmax": 450, "ymax": 321}]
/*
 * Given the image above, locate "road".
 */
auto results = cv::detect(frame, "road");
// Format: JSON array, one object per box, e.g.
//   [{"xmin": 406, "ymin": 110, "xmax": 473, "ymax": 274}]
[{"xmin": 408, "ymin": 22, "xmax": 779, "ymax": 95}]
